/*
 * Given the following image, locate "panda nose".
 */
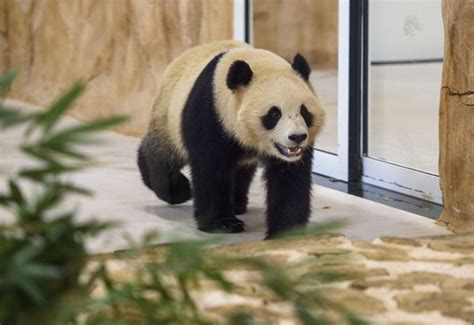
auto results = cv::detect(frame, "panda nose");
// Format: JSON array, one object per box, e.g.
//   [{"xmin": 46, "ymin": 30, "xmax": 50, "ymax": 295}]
[{"xmin": 288, "ymin": 133, "xmax": 307, "ymax": 144}]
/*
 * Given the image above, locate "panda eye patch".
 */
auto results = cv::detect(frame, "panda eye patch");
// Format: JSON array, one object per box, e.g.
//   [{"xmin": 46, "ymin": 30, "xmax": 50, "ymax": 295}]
[
  {"xmin": 261, "ymin": 106, "xmax": 282, "ymax": 130},
  {"xmin": 300, "ymin": 104, "xmax": 313, "ymax": 127}
]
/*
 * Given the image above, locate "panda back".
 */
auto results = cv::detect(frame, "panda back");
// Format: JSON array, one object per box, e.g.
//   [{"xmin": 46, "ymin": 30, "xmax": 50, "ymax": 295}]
[{"xmin": 150, "ymin": 41, "xmax": 251, "ymax": 158}]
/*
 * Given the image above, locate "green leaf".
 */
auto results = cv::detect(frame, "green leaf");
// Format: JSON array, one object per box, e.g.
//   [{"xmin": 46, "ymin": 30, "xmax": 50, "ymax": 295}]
[
  {"xmin": 35, "ymin": 82, "xmax": 85, "ymax": 133},
  {"xmin": 17, "ymin": 277, "xmax": 45, "ymax": 304},
  {"xmin": 0, "ymin": 69, "xmax": 18, "ymax": 94},
  {"xmin": 56, "ymin": 183, "xmax": 93, "ymax": 196},
  {"xmin": 46, "ymin": 116, "xmax": 128, "ymax": 143},
  {"xmin": 20, "ymin": 263, "xmax": 61, "ymax": 279},
  {"xmin": 0, "ymin": 194, "xmax": 11, "ymax": 205},
  {"xmin": 19, "ymin": 165, "xmax": 81, "ymax": 180},
  {"xmin": 0, "ymin": 107, "xmax": 33, "ymax": 128},
  {"xmin": 295, "ymin": 304, "xmax": 330, "ymax": 325},
  {"xmin": 228, "ymin": 313, "xmax": 255, "ymax": 325},
  {"xmin": 21, "ymin": 145, "xmax": 62, "ymax": 166},
  {"xmin": 39, "ymin": 140, "xmax": 90, "ymax": 160},
  {"xmin": 33, "ymin": 187, "xmax": 63, "ymax": 214},
  {"xmin": 8, "ymin": 180, "xmax": 24, "ymax": 204},
  {"xmin": 201, "ymin": 268, "xmax": 233, "ymax": 291},
  {"xmin": 346, "ymin": 312, "xmax": 370, "ymax": 325},
  {"xmin": 13, "ymin": 244, "xmax": 42, "ymax": 265}
]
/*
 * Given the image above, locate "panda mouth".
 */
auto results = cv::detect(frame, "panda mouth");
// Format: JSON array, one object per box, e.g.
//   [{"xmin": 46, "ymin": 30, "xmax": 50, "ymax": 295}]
[{"xmin": 274, "ymin": 143, "xmax": 303, "ymax": 158}]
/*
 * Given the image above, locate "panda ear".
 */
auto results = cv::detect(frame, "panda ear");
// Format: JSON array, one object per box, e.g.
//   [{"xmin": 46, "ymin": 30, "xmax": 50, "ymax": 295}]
[
  {"xmin": 226, "ymin": 60, "xmax": 253, "ymax": 90},
  {"xmin": 292, "ymin": 53, "xmax": 311, "ymax": 81}
]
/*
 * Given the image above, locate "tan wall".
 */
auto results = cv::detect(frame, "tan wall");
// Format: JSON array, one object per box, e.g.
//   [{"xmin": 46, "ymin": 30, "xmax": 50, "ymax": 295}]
[
  {"xmin": 438, "ymin": 0, "xmax": 474, "ymax": 233},
  {"xmin": 0, "ymin": 0, "xmax": 233, "ymax": 137},
  {"xmin": 253, "ymin": 0, "xmax": 338, "ymax": 69}
]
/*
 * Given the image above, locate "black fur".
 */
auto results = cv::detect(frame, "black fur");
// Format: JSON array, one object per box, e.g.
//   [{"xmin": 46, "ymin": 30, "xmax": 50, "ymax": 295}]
[
  {"xmin": 139, "ymin": 52, "xmax": 314, "ymax": 238},
  {"xmin": 292, "ymin": 53, "xmax": 311, "ymax": 81},
  {"xmin": 261, "ymin": 106, "xmax": 282, "ymax": 130},
  {"xmin": 300, "ymin": 104, "xmax": 314, "ymax": 127},
  {"xmin": 264, "ymin": 148, "xmax": 313, "ymax": 239},
  {"xmin": 182, "ymin": 53, "xmax": 247, "ymax": 233},
  {"xmin": 233, "ymin": 164, "xmax": 257, "ymax": 215},
  {"xmin": 137, "ymin": 134, "xmax": 191, "ymax": 205},
  {"xmin": 226, "ymin": 60, "xmax": 253, "ymax": 90}
]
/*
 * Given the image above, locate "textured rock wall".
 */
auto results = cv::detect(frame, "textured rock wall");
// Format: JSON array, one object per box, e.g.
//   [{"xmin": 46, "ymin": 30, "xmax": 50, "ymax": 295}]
[
  {"xmin": 0, "ymin": 0, "xmax": 233, "ymax": 136},
  {"xmin": 438, "ymin": 0, "xmax": 474, "ymax": 232},
  {"xmin": 253, "ymin": 0, "xmax": 338, "ymax": 69}
]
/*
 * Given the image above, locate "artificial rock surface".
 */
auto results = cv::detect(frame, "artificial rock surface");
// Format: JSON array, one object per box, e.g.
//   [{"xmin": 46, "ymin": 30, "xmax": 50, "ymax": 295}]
[
  {"xmin": 438, "ymin": 0, "xmax": 474, "ymax": 232},
  {"xmin": 100, "ymin": 232, "xmax": 474, "ymax": 324},
  {"xmin": 0, "ymin": 0, "xmax": 232, "ymax": 137}
]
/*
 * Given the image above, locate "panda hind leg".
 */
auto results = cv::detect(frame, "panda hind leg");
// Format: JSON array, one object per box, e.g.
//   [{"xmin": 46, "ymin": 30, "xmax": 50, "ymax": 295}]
[{"xmin": 137, "ymin": 135, "xmax": 191, "ymax": 205}]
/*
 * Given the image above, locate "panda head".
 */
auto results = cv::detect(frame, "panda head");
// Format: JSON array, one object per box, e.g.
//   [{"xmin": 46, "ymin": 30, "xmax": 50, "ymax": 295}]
[{"xmin": 225, "ymin": 53, "xmax": 325, "ymax": 163}]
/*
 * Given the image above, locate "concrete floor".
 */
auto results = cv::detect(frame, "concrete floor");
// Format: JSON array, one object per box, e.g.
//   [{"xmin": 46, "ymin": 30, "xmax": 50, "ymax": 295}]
[
  {"xmin": 0, "ymin": 103, "xmax": 451, "ymax": 253},
  {"xmin": 311, "ymin": 62, "xmax": 441, "ymax": 174}
]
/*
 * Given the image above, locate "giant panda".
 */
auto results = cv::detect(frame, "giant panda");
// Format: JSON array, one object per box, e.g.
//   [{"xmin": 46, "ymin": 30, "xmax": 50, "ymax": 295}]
[{"xmin": 137, "ymin": 40, "xmax": 325, "ymax": 238}]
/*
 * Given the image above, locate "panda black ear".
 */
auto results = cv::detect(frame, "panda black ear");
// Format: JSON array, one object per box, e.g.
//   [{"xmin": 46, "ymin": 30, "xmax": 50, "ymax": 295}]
[
  {"xmin": 292, "ymin": 53, "xmax": 311, "ymax": 81},
  {"xmin": 226, "ymin": 60, "xmax": 253, "ymax": 90}
]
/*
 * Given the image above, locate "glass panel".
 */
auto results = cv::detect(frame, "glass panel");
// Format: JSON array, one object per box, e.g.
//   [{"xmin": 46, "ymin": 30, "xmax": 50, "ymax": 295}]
[
  {"xmin": 252, "ymin": 0, "xmax": 339, "ymax": 154},
  {"xmin": 367, "ymin": 0, "xmax": 444, "ymax": 174}
]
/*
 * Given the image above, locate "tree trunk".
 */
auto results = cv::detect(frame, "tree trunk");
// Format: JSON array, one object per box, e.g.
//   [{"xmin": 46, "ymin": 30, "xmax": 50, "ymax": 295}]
[{"xmin": 438, "ymin": 0, "xmax": 474, "ymax": 232}]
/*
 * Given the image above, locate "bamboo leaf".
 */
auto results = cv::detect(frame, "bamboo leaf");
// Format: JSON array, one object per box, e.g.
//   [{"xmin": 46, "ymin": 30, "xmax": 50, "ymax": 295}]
[
  {"xmin": 13, "ymin": 244, "xmax": 42, "ymax": 265},
  {"xmin": 295, "ymin": 304, "xmax": 328, "ymax": 325},
  {"xmin": 39, "ymin": 140, "xmax": 90, "ymax": 161},
  {"xmin": 35, "ymin": 82, "xmax": 85, "ymax": 133},
  {"xmin": 19, "ymin": 165, "xmax": 81, "ymax": 180},
  {"xmin": 46, "ymin": 116, "xmax": 128, "ymax": 143},
  {"xmin": 0, "ymin": 69, "xmax": 18, "ymax": 94},
  {"xmin": 56, "ymin": 183, "xmax": 93, "ymax": 196},
  {"xmin": 20, "ymin": 263, "xmax": 61, "ymax": 279},
  {"xmin": 21, "ymin": 146, "xmax": 62, "ymax": 166},
  {"xmin": 0, "ymin": 194, "xmax": 11, "ymax": 205},
  {"xmin": 17, "ymin": 277, "xmax": 45, "ymax": 304},
  {"xmin": 8, "ymin": 180, "xmax": 24, "ymax": 204},
  {"xmin": 346, "ymin": 313, "xmax": 370, "ymax": 325},
  {"xmin": 0, "ymin": 107, "xmax": 33, "ymax": 128}
]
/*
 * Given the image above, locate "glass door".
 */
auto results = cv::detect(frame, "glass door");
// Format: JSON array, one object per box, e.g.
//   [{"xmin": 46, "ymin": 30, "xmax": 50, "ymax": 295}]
[
  {"xmin": 249, "ymin": 0, "xmax": 350, "ymax": 181},
  {"xmin": 362, "ymin": 0, "xmax": 444, "ymax": 203},
  {"xmin": 236, "ymin": 0, "xmax": 444, "ymax": 204}
]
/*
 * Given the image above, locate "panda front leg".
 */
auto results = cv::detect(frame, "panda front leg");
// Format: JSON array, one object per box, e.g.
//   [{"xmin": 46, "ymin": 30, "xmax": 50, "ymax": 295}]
[
  {"xmin": 189, "ymin": 154, "xmax": 245, "ymax": 233},
  {"xmin": 263, "ymin": 149, "xmax": 313, "ymax": 239},
  {"xmin": 233, "ymin": 163, "xmax": 257, "ymax": 215}
]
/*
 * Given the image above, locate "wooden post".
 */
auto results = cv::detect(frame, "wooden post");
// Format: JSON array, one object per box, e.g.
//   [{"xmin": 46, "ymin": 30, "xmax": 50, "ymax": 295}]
[{"xmin": 438, "ymin": 0, "xmax": 474, "ymax": 232}]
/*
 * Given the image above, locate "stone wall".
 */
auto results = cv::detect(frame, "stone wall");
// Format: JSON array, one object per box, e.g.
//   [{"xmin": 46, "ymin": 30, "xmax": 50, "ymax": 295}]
[
  {"xmin": 438, "ymin": 0, "xmax": 474, "ymax": 232},
  {"xmin": 0, "ymin": 0, "xmax": 233, "ymax": 136}
]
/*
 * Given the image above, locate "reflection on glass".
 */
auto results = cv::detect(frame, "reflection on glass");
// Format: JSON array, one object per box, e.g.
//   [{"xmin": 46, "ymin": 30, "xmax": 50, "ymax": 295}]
[
  {"xmin": 252, "ymin": 0, "xmax": 338, "ymax": 154},
  {"xmin": 368, "ymin": 0, "xmax": 443, "ymax": 174}
]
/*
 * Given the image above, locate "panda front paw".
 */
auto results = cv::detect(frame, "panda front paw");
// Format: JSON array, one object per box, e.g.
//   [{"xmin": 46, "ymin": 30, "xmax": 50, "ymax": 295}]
[
  {"xmin": 234, "ymin": 205, "xmax": 247, "ymax": 215},
  {"xmin": 199, "ymin": 217, "xmax": 245, "ymax": 233}
]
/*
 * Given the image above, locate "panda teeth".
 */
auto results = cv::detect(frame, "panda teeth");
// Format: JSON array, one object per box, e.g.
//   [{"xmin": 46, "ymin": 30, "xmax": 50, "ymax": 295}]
[
  {"xmin": 288, "ymin": 147, "xmax": 302, "ymax": 156},
  {"xmin": 274, "ymin": 143, "xmax": 303, "ymax": 157}
]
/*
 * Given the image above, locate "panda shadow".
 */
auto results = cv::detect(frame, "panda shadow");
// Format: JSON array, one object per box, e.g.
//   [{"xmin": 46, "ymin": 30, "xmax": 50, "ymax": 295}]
[
  {"xmin": 143, "ymin": 204, "xmax": 195, "ymax": 227},
  {"xmin": 235, "ymin": 207, "xmax": 267, "ymax": 232},
  {"xmin": 143, "ymin": 203, "xmax": 267, "ymax": 233}
]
